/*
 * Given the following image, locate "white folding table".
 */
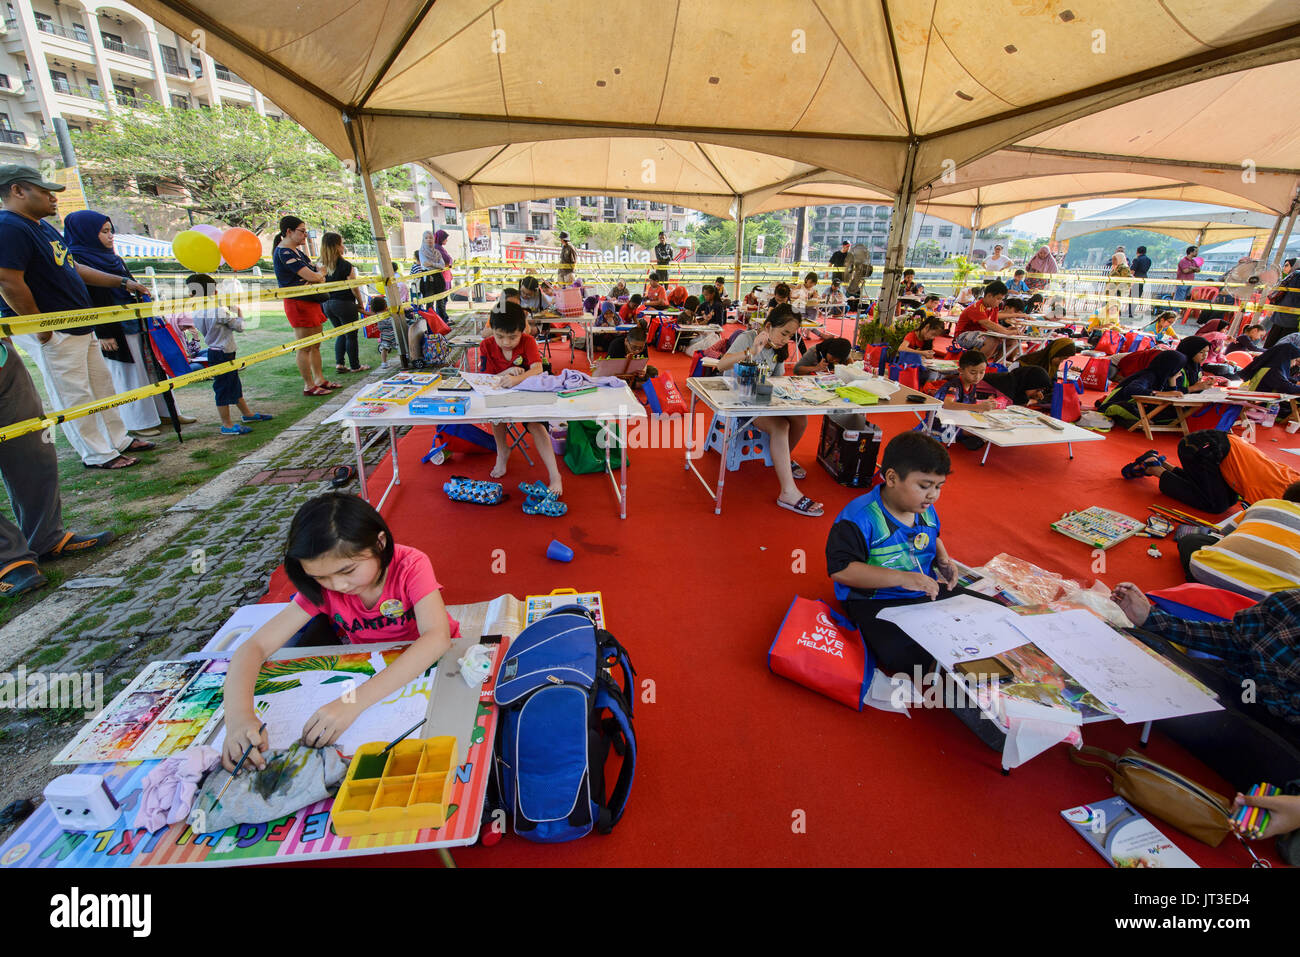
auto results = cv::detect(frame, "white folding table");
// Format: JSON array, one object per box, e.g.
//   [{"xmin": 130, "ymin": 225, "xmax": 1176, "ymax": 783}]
[
  {"xmin": 683, "ymin": 376, "xmax": 940, "ymax": 514},
  {"xmin": 324, "ymin": 384, "xmax": 647, "ymax": 517}
]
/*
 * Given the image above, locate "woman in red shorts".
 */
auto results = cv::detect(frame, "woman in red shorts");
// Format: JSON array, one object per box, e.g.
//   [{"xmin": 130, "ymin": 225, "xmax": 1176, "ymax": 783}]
[{"xmin": 273, "ymin": 215, "xmax": 338, "ymax": 396}]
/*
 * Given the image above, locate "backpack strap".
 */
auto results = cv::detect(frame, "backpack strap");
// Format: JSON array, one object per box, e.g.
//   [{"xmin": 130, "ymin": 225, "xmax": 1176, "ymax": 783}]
[
  {"xmin": 597, "ymin": 630, "xmax": 637, "ymax": 716},
  {"xmin": 593, "ymin": 682, "xmax": 636, "ymax": 832}
]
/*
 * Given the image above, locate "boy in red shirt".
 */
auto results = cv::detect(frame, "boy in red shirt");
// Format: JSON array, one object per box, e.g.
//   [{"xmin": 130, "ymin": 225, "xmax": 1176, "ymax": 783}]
[
  {"xmin": 953, "ymin": 279, "xmax": 1014, "ymax": 361},
  {"xmin": 479, "ymin": 302, "xmax": 564, "ymax": 495}
]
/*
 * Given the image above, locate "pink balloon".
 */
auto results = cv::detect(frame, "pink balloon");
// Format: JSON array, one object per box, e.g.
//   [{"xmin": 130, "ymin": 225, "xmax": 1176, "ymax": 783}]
[{"xmin": 193, "ymin": 224, "xmax": 224, "ymax": 244}]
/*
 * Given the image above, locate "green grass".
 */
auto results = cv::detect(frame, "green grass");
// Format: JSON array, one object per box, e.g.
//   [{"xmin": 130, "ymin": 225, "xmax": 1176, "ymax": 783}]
[
  {"xmin": 26, "ymin": 643, "xmax": 69, "ymax": 669},
  {"xmin": 166, "ymin": 607, "xmax": 200, "ymax": 625},
  {"xmin": 77, "ymin": 640, "xmax": 121, "ymax": 666},
  {"xmin": 78, "ymin": 612, "xmax": 109, "ymax": 631},
  {"xmin": 121, "ymin": 610, "xmax": 153, "ymax": 629}
]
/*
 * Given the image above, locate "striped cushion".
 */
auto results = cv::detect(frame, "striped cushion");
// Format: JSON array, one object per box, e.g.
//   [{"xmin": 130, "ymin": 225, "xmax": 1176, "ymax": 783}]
[{"xmin": 1189, "ymin": 499, "xmax": 1300, "ymax": 598}]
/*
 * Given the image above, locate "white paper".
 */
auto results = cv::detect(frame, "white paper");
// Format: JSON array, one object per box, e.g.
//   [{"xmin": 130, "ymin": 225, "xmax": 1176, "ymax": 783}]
[
  {"xmin": 862, "ymin": 668, "xmax": 912, "ymax": 717},
  {"xmin": 1008, "ymin": 610, "xmax": 1222, "ymax": 724},
  {"xmin": 460, "ymin": 370, "xmax": 516, "ymax": 396},
  {"xmin": 1002, "ymin": 717, "xmax": 1080, "ymax": 770},
  {"xmin": 876, "ymin": 595, "xmax": 1029, "ymax": 669}
]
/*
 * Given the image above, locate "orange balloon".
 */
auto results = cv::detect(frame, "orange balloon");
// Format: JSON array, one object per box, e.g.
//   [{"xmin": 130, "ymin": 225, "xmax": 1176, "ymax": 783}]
[{"xmin": 219, "ymin": 228, "xmax": 263, "ymax": 271}]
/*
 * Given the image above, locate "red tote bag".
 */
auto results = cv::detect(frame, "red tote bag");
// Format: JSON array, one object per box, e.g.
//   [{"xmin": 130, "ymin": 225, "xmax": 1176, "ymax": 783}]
[
  {"xmin": 1078, "ymin": 355, "xmax": 1111, "ymax": 391},
  {"xmin": 767, "ymin": 597, "xmax": 874, "ymax": 710}
]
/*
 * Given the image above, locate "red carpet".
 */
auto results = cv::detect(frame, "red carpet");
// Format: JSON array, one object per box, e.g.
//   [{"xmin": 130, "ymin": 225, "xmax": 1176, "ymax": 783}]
[{"xmin": 267, "ymin": 331, "xmax": 1291, "ymax": 867}]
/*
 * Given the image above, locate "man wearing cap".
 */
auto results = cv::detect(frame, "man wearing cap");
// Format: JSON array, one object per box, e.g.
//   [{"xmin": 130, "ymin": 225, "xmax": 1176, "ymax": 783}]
[
  {"xmin": 0, "ymin": 163, "xmax": 152, "ymax": 472},
  {"xmin": 557, "ymin": 231, "xmax": 576, "ymax": 284},
  {"xmin": 0, "ymin": 165, "xmax": 126, "ymax": 597},
  {"xmin": 828, "ymin": 240, "xmax": 850, "ymax": 284}
]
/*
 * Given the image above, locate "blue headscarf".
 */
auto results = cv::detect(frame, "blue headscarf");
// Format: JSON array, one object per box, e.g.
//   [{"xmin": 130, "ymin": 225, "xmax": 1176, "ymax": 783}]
[{"xmin": 64, "ymin": 210, "xmax": 136, "ymax": 313}]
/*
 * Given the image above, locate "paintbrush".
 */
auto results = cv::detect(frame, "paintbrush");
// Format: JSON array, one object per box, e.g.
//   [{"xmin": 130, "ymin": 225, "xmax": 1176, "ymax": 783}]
[
  {"xmin": 215, "ymin": 722, "xmax": 267, "ymax": 804},
  {"xmin": 378, "ymin": 719, "xmax": 427, "ymax": 756}
]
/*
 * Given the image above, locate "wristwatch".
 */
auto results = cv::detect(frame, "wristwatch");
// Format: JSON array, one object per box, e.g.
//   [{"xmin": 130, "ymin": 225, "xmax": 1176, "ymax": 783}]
[{"xmin": 120, "ymin": 276, "xmax": 130, "ymax": 288}]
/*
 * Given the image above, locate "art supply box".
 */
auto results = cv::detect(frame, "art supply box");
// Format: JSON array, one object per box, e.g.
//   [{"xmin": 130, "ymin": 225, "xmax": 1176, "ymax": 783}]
[
  {"xmin": 816, "ymin": 419, "xmax": 882, "ymax": 487},
  {"xmin": 330, "ymin": 736, "xmax": 459, "ymax": 836},
  {"xmin": 410, "ymin": 395, "xmax": 470, "ymax": 416}
]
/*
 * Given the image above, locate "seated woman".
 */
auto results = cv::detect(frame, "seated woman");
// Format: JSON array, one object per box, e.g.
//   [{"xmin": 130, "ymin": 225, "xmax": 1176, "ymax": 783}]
[
  {"xmin": 1097, "ymin": 336, "xmax": 1213, "ymax": 424},
  {"xmin": 1122, "ymin": 428, "xmax": 1300, "ymax": 513},
  {"xmin": 608, "ymin": 280, "xmax": 630, "ymax": 300},
  {"xmin": 716, "ymin": 305, "xmax": 822, "ymax": 516},
  {"xmin": 1195, "ymin": 316, "xmax": 1229, "ymax": 337},
  {"xmin": 983, "ymin": 365, "xmax": 1052, "ymax": 407},
  {"xmin": 743, "ymin": 286, "xmax": 763, "ymax": 309},
  {"xmin": 643, "ymin": 276, "xmax": 671, "ymax": 310},
  {"xmin": 696, "ymin": 285, "xmax": 727, "ymax": 325},
  {"xmin": 1236, "ymin": 343, "xmax": 1300, "ymax": 396},
  {"xmin": 1018, "ymin": 337, "xmax": 1077, "ymax": 379},
  {"xmin": 518, "ymin": 275, "xmax": 553, "ymax": 313},
  {"xmin": 824, "ymin": 279, "xmax": 847, "ymax": 315}
]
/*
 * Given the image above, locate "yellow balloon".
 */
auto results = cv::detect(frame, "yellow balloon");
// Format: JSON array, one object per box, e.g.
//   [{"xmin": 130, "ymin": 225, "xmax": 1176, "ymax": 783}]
[{"xmin": 173, "ymin": 230, "xmax": 222, "ymax": 272}]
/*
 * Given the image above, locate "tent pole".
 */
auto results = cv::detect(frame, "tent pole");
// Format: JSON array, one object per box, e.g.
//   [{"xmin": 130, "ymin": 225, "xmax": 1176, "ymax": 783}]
[
  {"xmin": 877, "ymin": 141, "xmax": 920, "ymax": 326},
  {"xmin": 732, "ymin": 194, "xmax": 744, "ymax": 303},
  {"xmin": 343, "ymin": 113, "xmax": 409, "ymax": 367},
  {"xmin": 1259, "ymin": 210, "xmax": 1286, "ymax": 263},
  {"xmin": 967, "ymin": 206, "xmax": 981, "ymax": 260},
  {"xmin": 1271, "ymin": 210, "xmax": 1297, "ymax": 270}
]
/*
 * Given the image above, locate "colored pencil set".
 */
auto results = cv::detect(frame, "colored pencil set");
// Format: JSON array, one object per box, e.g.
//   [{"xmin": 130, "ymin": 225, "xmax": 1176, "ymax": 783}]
[
  {"xmin": 1232, "ymin": 783, "xmax": 1280, "ymax": 838},
  {"xmin": 1147, "ymin": 503, "xmax": 1219, "ymax": 529}
]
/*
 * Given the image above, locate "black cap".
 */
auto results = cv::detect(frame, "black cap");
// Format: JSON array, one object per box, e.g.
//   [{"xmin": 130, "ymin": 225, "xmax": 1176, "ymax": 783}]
[{"xmin": 0, "ymin": 163, "xmax": 63, "ymax": 191}]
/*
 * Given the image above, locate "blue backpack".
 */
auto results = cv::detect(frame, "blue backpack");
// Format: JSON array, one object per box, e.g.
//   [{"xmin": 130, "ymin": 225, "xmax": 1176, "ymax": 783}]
[{"xmin": 493, "ymin": 606, "xmax": 636, "ymax": 842}]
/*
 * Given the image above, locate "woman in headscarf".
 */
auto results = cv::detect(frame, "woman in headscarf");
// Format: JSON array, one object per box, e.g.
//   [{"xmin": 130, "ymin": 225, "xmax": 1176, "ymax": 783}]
[
  {"xmin": 1236, "ymin": 343, "xmax": 1300, "ymax": 396},
  {"xmin": 63, "ymin": 210, "xmax": 168, "ymax": 439},
  {"xmin": 984, "ymin": 365, "xmax": 1052, "ymax": 407},
  {"xmin": 1024, "ymin": 246, "xmax": 1058, "ymax": 292},
  {"xmin": 416, "ymin": 230, "xmax": 439, "ymax": 305},
  {"xmin": 426, "ymin": 229, "xmax": 453, "ymax": 323},
  {"xmin": 1097, "ymin": 350, "xmax": 1189, "ymax": 423},
  {"xmin": 1018, "ymin": 337, "xmax": 1077, "ymax": 378}
]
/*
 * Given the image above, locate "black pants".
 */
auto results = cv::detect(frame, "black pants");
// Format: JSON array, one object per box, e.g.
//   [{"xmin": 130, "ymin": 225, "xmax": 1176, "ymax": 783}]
[
  {"xmin": 1177, "ymin": 531, "xmax": 1220, "ymax": 579},
  {"xmin": 1264, "ymin": 321, "xmax": 1297, "ymax": 349},
  {"xmin": 844, "ymin": 586, "xmax": 1002, "ymax": 676},
  {"xmin": 429, "ymin": 272, "xmax": 450, "ymax": 323},
  {"xmin": 1157, "ymin": 431, "xmax": 1239, "ymax": 515},
  {"xmin": 1131, "ymin": 627, "xmax": 1300, "ymax": 791},
  {"xmin": 323, "ymin": 300, "xmax": 360, "ymax": 369}
]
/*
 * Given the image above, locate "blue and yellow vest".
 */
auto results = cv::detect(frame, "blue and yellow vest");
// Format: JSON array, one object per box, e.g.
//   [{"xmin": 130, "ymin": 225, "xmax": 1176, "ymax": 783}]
[{"xmin": 832, "ymin": 485, "xmax": 940, "ymax": 601}]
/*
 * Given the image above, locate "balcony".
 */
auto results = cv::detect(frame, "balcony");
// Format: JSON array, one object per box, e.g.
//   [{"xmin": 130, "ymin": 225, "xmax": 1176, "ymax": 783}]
[
  {"xmin": 30, "ymin": 20, "xmax": 97, "ymax": 68},
  {"xmin": 101, "ymin": 37, "xmax": 149, "ymax": 59},
  {"xmin": 36, "ymin": 20, "xmax": 88, "ymax": 43},
  {"xmin": 0, "ymin": 128, "xmax": 36, "ymax": 150},
  {"xmin": 214, "ymin": 67, "xmax": 239, "ymax": 82},
  {"xmin": 163, "ymin": 62, "xmax": 191, "ymax": 79},
  {"xmin": 0, "ymin": 74, "xmax": 23, "ymax": 95}
]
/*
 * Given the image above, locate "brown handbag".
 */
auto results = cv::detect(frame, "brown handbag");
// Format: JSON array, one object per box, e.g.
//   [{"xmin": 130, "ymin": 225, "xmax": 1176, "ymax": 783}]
[{"xmin": 1069, "ymin": 745, "xmax": 1232, "ymax": 847}]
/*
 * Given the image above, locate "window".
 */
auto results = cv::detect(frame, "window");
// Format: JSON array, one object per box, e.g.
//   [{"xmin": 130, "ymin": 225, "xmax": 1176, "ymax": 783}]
[
  {"xmin": 875, "ymin": 207, "xmax": 890, "ymax": 219},
  {"xmin": 170, "ymin": 93, "xmax": 190, "ymax": 109},
  {"xmin": 101, "ymin": 31, "xmax": 123, "ymax": 49},
  {"xmin": 86, "ymin": 78, "xmax": 101, "ymax": 99},
  {"xmin": 0, "ymin": 75, "xmax": 9, "ymax": 90},
  {"xmin": 33, "ymin": 12, "xmax": 52, "ymax": 28},
  {"xmin": 113, "ymin": 85, "xmax": 138, "ymax": 106},
  {"xmin": 504, "ymin": 210, "xmax": 517, "ymax": 226},
  {"xmin": 50, "ymin": 71, "xmax": 71, "ymax": 94},
  {"xmin": 858, "ymin": 206, "xmax": 871, "ymax": 216},
  {"xmin": 918, "ymin": 226, "xmax": 933, "ymax": 237},
  {"xmin": 831, "ymin": 206, "xmax": 842, "ymax": 216},
  {"xmin": 0, "ymin": 112, "xmax": 10, "ymax": 130},
  {"xmin": 856, "ymin": 221, "xmax": 870, "ymax": 232},
  {"xmin": 531, "ymin": 214, "xmax": 547, "ymax": 231},
  {"xmin": 960, "ymin": 228, "xmax": 971, "ymax": 238},
  {"xmin": 444, "ymin": 207, "xmax": 457, "ymax": 226},
  {"xmin": 938, "ymin": 225, "xmax": 952, "ymax": 238},
  {"xmin": 553, "ymin": 197, "xmax": 567, "ymax": 208},
  {"xmin": 191, "ymin": 57, "xmax": 203, "ymax": 78},
  {"xmin": 489, "ymin": 209, "xmax": 500, "ymax": 228},
  {"xmin": 72, "ymin": 21, "xmax": 88, "ymax": 43}
]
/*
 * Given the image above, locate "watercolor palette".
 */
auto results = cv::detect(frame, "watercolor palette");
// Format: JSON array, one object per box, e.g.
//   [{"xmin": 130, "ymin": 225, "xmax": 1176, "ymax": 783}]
[{"xmin": 329, "ymin": 736, "xmax": 458, "ymax": 836}]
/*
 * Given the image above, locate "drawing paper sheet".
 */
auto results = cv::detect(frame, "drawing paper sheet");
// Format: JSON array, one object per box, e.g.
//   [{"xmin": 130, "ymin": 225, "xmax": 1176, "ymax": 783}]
[
  {"xmin": 210, "ymin": 650, "xmax": 435, "ymax": 757},
  {"xmin": 876, "ymin": 595, "xmax": 1029, "ymax": 669},
  {"xmin": 460, "ymin": 370, "xmax": 517, "ymax": 397},
  {"xmin": 1008, "ymin": 610, "xmax": 1222, "ymax": 724}
]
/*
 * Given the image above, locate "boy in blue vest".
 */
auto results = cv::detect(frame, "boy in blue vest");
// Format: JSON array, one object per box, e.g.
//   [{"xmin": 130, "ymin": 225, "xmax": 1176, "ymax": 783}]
[{"xmin": 825, "ymin": 432, "xmax": 962, "ymax": 674}]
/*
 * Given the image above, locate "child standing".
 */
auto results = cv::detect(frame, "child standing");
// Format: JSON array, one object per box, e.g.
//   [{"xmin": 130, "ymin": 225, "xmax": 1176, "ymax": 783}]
[
  {"xmin": 188, "ymin": 273, "xmax": 271, "ymax": 436},
  {"xmin": 480, "ymin": 302, "xmax": 564, "ymax": 496},
  {"xmin": 825, "ymin": 432, "xmax": 961, "ymax": 673},
  {"xmin": 221, "ymin": 493, "xmax": 457, "ymax": 767},
  {"xmin": 370, "ymin": 295, "xmax": 397, "ymax": 367}
]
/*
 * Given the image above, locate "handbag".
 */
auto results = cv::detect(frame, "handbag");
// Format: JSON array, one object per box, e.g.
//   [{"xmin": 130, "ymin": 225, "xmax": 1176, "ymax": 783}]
[
  {"xmin": 1068, "ymin": 745, "xmax": 1232, "ymax": 846},
  {"xmin": 1051, "ymin": 360, "xmax": 1084, "ymax": 423},
  {"xmin": 767, "ymin": 597, "xmax": 874, "ymax": 710}
]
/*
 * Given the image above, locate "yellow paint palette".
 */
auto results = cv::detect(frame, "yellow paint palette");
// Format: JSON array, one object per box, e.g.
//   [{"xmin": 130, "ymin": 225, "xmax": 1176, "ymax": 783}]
[{"xmin": 330, "ymin": 736, "xmax": 458, "ymax": 837}]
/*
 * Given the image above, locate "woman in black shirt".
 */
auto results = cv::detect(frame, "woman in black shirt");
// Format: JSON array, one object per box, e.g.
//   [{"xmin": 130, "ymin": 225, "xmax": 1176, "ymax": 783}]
[{"xmin": 319, "ymin": 232, "xmax": 370, "ymax": 372}]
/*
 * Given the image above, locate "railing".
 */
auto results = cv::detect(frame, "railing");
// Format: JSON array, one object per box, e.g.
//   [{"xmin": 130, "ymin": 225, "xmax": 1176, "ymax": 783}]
[
  {"xmin": 214, "ymin": 67, "xmax": 241, "ymax": 83},
  {"xmin": 0, "ymin": 129, "xmax": 28, "ymax": 145},
  {"xmin": 102, "ymin": 37, "xmax": 150, "ymax": 60},
  {"xmin": 0, "ymin": 75, "xmax": 10, "ymax": 89},
  {"xmin": 163, "ymin": 62, "xmax": 190, "ymax": 78},
  {"xmin": 35, "ymin": 20, "xmax": 89, "ymax": 43},
  {"xmin": 53, "ymin": 83, "xmax": 104, "ymax": 101}
]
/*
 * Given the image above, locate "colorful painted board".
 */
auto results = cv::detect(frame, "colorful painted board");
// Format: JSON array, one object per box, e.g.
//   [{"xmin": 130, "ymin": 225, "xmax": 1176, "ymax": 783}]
[
  {"xmin": 1050, "ymin": 506, "xmax": 1144, "ymax": 550},
  {"xmin": 53, "ymin": 660, "xmax": 227, "ymax": 766},
  {"xmin": 523, "ymin": 589, "xmax": 605, "ymax": 629}
]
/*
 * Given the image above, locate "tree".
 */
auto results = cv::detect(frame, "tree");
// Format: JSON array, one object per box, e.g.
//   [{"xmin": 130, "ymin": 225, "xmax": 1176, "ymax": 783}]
[
  {"xmin": 690, "ymin": 214, "xmax": 787, "ymax": 258},
  {"xmin": 585, "ymin": 222, "xmax": 626, "ymax": 251},
  {"xmin": 1009, "ymin": 236, "xmax": 1051, "ymax": 262},
  {"xmin": 69, "ymin": 100, "xmax": 403, "ymax": 235},
  {"xmin": 625, "ymin": 218, "xmax": 665, "ymax": 250},
  {"xmin": 554, "ymin": 206, "xmax": 592, "ymax": 245},
  {"xmin": 910, "ymin": 239, "xmax": 942, "ymax": 264}
]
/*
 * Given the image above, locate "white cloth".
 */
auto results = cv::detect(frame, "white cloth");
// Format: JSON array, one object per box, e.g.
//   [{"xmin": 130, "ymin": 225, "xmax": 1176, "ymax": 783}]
[
  {"xmin": 15, "ymin": 332, "xmax": 131, "ymax": 466},
  {"xmin": 103, "ymin": 334, "xmax": 165, "ymax": 431}
]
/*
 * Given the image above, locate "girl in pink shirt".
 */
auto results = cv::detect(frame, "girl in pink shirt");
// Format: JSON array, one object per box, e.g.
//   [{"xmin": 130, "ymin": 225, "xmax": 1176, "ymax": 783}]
[{"xmin": 220, "ymin": 493, "xmax": 459, "ymax": 770}]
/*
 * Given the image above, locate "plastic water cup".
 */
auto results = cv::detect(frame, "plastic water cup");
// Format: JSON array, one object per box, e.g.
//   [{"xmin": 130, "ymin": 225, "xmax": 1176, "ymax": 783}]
[{"xmin": 546, "ymin": 540, "xmax": 574, "ymax": 562}]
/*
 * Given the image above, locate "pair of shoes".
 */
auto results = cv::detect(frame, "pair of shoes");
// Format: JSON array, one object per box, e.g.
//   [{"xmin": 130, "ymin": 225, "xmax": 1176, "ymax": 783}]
[
  {"xmin": 220, "ymin": 424, "xmax": 252, "ymax": 436},
  {"xmin": 241, "ymin": 413, "xmax": 273, "ymax": 422},
  {"xmin": 132, "ymin": 426, "xmax": 162, "ymax": 437},
  {"xmin": 0, "ymin": 561, "xmax": 47, "ymax": 599},
  {"xmin": 37, "ymin": 530, "xmax": 115, "ymax": 563},
  {"xmin": 1121, "ymin": 449, "xmax": 1165, "ymax": 479},
  {"xmin": 519, "ymin": 481, "xmax": 566, "ymax": 516}
]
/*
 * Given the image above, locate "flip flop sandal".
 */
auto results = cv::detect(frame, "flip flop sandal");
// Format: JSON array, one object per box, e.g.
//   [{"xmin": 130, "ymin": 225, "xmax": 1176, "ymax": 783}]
[
  {"xmin": 790, "ymin": 460, "xmax": 807, "ymax": 480},
  {"xmin": 319, "ymin": 381, "xmax": 344, "ymax": 390},
  {"xmin": 350, "ymin": 365, "xmax": 372, "ymax": 372},
  {"xmin": 523, "ymin": 494, "xmax": 567, "ymax": 517},
  {"xmin": 304, "ymin": 386, "xmax": 331, "ymax": 396},
  {"xmin": 84, "ymin": 455, "xmax": 137, "ymax": 470},
  {"xmin": 776, "ymin": 495, "xmax": 824, "ymax": 517},
  {"xmin": 124, "ymin": 439, "xmax": 155, "ymax": 452},
  {"xmin": 330, "ymin": 465, "xmax": 356, "ymax": 488}
]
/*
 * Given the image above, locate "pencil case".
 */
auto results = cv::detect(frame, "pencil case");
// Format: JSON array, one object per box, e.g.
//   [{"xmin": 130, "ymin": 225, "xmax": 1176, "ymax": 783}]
[
  {"xmin": 411, "ymin": 396, "xmax": 469, "ymax": 416},
  {"xmin": 833, "ymin": 386, "xmax": 881, "ymax": 406}
]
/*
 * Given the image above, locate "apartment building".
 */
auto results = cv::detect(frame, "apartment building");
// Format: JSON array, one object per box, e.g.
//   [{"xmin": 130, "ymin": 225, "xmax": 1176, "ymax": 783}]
[{"xmin": 808, "ymin": 203, "xmax": 1009, "ymax": 262}]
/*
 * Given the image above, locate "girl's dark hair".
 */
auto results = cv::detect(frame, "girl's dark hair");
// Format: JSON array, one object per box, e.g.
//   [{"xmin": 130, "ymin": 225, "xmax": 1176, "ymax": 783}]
[
  {"xmin": 804, "ymin": 271, "xmax": 818, "ymax": 284},
  {"xmin": 918, "ymin": 316, "xmax": 945, "ymax": 334},
  {"xmin": 275, "ymin": 215, "xmax": 304, "ymax": 248},
  {"xmin": 185, "ymin": 273, "xmax": 217, "ymax": 298},
  {"xmin": 285, "ymin": 493, "xmax": 395, "ymax": 605},
  {"xmin": 701, "ymin": 284, "xmax": 716, "ymax": 298},
  {"xmin": 520, "ymin": 275, "xmax": 540, "ymax": 292},
  {"xmin": 683, "ymin": 295, "xmax": 700, "ymax": 312},
  {"xmin": 764, "ymin": 305, "xmax": 800, "ymax": 363},
  {"xmin": 629, "ymin": 293, "xmax": 643, "ymax": 306},
  {"xmin": 628, "ymin": 320, "xmax": 648, "ymax": 342},
  {"xmin": 773, "ymin": 282, "xmax": 791, "ymax": 299},
  {"xmin": 489, "ymin": 301, "xmax": 528, "ymax": 334}
]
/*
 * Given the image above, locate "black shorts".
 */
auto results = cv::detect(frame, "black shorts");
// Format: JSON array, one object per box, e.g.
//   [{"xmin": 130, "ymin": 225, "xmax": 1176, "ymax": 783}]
[{"xmin": 209, "ymin": 348, "xmax": 242, "ymax": 406}]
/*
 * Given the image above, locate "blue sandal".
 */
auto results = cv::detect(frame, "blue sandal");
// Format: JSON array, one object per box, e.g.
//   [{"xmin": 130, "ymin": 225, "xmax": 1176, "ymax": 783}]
[
  {"xmin": 519, "ymin": 481, "xmax": 557, "ymax": 499},
  {"xmin": 242, "ymin": 413, "xmax": 273, "ymax": 422},
  {"xmin": 522, "ymin": 492, "xmax": 567, "ymax": 517},
  {"xmin": 1121, "ymin": 450, "xmax": 1165, "ymax": 479}
]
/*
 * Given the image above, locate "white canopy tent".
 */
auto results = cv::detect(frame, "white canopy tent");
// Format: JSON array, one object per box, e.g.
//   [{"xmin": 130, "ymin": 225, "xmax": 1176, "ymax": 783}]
[
  {"xmin": 112, "ymin": 233, "xmax": 173, "ymax": 258},
  {"xmin": 127, "ymin": 0, "xmax": 1300, "ymax": 316},
  {"xmin": 1055, "ymin": 199, "xmax": 1277, "ymax": 246}
]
